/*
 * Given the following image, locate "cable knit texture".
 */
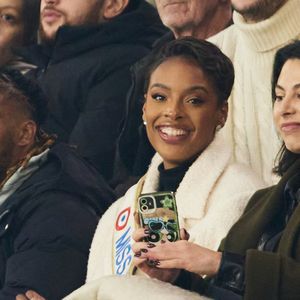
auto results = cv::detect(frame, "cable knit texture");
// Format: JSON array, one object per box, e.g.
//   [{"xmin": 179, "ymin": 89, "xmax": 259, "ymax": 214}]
[
  {"xmin": 84, "ymin": 133, "xmax": 265, "ymax": 286},
  {"xmin": 209, "ymin": 0, "xmax": 300, "ymax": 184}
]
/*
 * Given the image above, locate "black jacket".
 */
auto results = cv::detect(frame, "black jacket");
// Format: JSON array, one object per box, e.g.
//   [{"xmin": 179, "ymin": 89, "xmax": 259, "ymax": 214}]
[
  {"xmin": 21, "ymin": 1, "xmax": 166, "ymax": 180},
  {"xmin": 113, "ymin": 32, "xmax": 174, "ymax": 190},
  {"xmin": 0, "ymin": 143, "xmax": 116, "ymax": 300}
]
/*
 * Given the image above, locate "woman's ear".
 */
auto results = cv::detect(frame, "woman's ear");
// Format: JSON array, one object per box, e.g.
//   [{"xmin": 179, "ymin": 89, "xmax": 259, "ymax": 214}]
[
  {"xmin": 217, "ymin": 102, "xmax": 228, "ymax": 128},
  {"xmin": 16, "ymin": 121, "xmax": 37, "ymax": 147},
  {"xmin": 101, "ymin": 0, "xmax": 130, "ymax": 20}
]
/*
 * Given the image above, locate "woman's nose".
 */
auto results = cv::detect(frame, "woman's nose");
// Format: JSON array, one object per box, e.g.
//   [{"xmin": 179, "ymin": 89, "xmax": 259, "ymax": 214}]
[
  {"xmin": 280, "ymin": 95, "xmax": 296, "ymax": 116},
  {"xmin": 163, "ymin": 101, "xmax": 183, "ymax": 119}
]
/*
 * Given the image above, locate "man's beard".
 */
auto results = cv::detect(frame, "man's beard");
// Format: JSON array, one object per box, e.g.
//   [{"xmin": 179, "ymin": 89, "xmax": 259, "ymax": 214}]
[
  {"xmin": 39, "ymin": 2, "xmax": 103, "ymax": 45},
  {"xmin": 233, "ymin": 0, "xmax": 286, "ymax": 22}
]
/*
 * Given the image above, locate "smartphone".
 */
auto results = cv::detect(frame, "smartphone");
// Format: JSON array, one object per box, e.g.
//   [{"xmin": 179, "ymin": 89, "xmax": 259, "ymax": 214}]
[{"xmin": 138, "ymin": 191, "xmax": 180, "ymax": 244}]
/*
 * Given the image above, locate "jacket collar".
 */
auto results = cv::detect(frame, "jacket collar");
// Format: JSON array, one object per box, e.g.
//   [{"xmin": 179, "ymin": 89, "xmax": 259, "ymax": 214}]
[{"xmin": 143, "ymin": 132, "xmax": 232, "ymax": 220}]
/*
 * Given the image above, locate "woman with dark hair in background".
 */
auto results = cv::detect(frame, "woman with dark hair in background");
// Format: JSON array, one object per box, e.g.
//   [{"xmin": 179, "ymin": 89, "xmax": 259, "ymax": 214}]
[
  {"xmin": 134, "ymin": 40, "xmax": 300, "ymax": 300},
  {"xmin": 0, "ymin": 0, "xmax": 40, "ymax": 69}
]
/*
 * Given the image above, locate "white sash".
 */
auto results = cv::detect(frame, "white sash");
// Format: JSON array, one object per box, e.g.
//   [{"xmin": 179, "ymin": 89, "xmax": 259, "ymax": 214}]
[{"xmin": 112, "ymin": 177, "xmax": 145, "ymax": 276}]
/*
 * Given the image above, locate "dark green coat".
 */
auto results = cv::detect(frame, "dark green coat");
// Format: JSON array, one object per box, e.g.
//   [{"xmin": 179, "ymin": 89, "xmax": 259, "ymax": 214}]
[{"xmin": 220, "ymin": 158, "xmax": 300, "ymax": 300}]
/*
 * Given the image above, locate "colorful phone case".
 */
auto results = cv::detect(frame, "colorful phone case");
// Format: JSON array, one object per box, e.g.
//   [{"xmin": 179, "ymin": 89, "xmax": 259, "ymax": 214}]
[{"xmin": 138, "ymin": 191, "xmax": 180, "ymax": 244}]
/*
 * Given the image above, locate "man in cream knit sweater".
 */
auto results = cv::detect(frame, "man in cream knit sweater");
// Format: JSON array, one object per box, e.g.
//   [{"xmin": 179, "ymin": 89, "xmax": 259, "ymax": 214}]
[{"xmin": 210, "ymin": 0, "xmax": 300, "ymax": 184}]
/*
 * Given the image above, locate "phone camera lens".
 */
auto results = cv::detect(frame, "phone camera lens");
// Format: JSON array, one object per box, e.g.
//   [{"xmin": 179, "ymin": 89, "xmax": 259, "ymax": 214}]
[
  {"xmin": 140, "ymin": 198, "xmax": 148, "ymax": 205},
  {"xmin": 141, "ymin": 205, "xmax": 148, "ymax": 212}
]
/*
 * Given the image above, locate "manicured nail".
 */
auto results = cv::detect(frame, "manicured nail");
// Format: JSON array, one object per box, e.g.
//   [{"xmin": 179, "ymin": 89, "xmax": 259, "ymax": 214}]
[
  {"xmin": 144, "ymin": 229, "xmax": 150, "ymax": 234},
  {"xmin": 147, "ymin": 243, "xmax": 155, "ymax": 248},
  {"xmin": 155, "ymin": 260, "xmax": 160, "ymax": 266},
  {"xmin": 141, "ymin": 248, "xmax": 148, "ymax": 253},
  {"xmin": 134, "ymin": 251, "xmax": 141, "ymax": 257},
  {"xmin": 147, "ymin": 260, "xmax": 155, "ymax": 266}
]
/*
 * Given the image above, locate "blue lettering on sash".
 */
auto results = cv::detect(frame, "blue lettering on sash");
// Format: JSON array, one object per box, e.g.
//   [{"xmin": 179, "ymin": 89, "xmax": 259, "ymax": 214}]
[{"xmin": 115, "ymin": 226, "xmax": 132, "ymax": 275}]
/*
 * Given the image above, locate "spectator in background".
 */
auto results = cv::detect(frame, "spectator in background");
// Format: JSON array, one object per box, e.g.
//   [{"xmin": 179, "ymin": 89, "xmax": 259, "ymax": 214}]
[
  {"xmin": 209, "ymin": 0, "xmax": 300, "ymax": 184},
  {"xmin": 156, "ymin": 0, "xmax": 232, "ymax": 39},
  {"xmin": 0, "ymin": 69, "xmax": 115, "ymax": 299},
  {"xmin": 19, "ymin": 0, "xmax": 166, "ymax": 181},
  {"xmin": 114, "ymin": 0, "xmax": 232, "ymax": 193},
  {"xmin": 0, "ymin": 0, "xmax": 40, "ymax": 70}
]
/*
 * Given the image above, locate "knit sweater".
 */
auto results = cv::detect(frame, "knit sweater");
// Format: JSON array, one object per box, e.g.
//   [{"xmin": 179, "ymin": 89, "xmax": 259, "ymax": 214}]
[{"xmin": 209, "ymin": 0, "xmax": 300, "ymax": 184}]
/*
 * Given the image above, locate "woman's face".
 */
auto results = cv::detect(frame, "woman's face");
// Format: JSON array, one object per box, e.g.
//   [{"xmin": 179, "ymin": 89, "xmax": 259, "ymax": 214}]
[
  {"xmin": 143, "ymin": 56, "xmax": 227, "ymax": 169},
  {"xmin": 274, "ymin": 58, "xmax": 300, "ymax": 154},
  {"xmin": 0, "ymin": 0, "xmax": 24, "ymax": 66}
]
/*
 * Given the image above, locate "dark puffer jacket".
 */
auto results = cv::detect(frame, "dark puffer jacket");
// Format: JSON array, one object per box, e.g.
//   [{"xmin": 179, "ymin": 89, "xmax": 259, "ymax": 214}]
[
  {"xmin": 21, "ymin": 0, "xmax": 166, "ymax": 180},
  {"xmin": 0, "ymin": 143, "xmax": 116, "ymax": 300}
]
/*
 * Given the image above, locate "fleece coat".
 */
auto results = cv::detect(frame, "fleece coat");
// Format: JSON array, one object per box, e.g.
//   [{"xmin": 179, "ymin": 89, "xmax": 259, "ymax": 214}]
[{"xmin": 86, "ymin": 134, "xmax": 266, "ymax": 282}]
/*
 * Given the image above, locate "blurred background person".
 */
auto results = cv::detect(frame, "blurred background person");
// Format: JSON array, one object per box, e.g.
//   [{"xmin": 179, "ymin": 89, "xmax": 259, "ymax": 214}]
[
  {"xmin": 0, "ymin": 0, "xmax": 40, "ymax": 70},
  {"xmin": 114, "ymin": 0, "xmax": 232, "ymax": 193},
  {"xmin": 0, "ymin": 68, "xmax": 115, "ymax": 299},
  {"xmin": 20, "ymin": 0, "xmax": 166, "ymax": 182},
  {"xmin": 210, "ymin": 0, "xmax": 300, "ymax": 184}
]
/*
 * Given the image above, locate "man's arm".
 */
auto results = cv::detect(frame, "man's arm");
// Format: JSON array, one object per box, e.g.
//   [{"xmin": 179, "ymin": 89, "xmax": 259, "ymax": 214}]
[
  {"xmin": 1, "ymin": 191, "xmax": 99, "ymax": 300},
  {"xmin": 68, "ymin": 66, "xmax": 133, "ymax": 180}
]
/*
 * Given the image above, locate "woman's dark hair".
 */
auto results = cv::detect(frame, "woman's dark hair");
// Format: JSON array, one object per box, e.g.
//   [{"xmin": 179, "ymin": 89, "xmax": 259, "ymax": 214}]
[
  {"xmin": 272, "ymin": 40, "xmax": 300, "ymax": 176},
  {"xmin": 143, "ymin": 37, "xmax": 235, "ymax": 105},
  {"xmin": 21, "ymin": 0, "xmax": 41, "ymax": 45},
  {"xmin": 0, "ymin": 67, "xmax": 48, "ymax": 127}
]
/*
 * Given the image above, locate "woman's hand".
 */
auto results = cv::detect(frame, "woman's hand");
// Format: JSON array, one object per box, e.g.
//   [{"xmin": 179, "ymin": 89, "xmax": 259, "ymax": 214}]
[
  {"xmin": 132, "ymin": 227, "xmax": 181, "ymax": 282},
  {"xmin": 141, "ymin": 238, "xmax": 222, "ymax": 277}
]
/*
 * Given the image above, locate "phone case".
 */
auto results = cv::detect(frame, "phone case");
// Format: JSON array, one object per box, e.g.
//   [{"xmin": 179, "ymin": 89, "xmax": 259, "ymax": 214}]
[{"xmin": 138, "ymin": 191, "xmax": 180, "ymax": 244}]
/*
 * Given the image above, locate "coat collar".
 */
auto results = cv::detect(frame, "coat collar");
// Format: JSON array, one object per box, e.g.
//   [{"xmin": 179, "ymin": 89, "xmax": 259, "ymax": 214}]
[{"xmin": 143, "ymin": 133, "xmax": 232, "ymax": 220}]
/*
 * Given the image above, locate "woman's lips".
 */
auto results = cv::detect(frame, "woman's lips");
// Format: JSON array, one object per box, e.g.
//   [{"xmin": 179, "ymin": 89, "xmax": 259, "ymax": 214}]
[
  {"xmin": 157, "ymin": 126, "xmax": 189, "ymax": 144},
  {"xmin": 281, "ymin": 122, "xmax": 300, "ymax": 133}
]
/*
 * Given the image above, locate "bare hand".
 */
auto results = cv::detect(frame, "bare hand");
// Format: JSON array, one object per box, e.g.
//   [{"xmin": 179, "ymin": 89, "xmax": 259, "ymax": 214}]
[
  {"xmin": 141, "ymin": 238, "xmax": 222, "ymax": 277},
  {"xmin": 131, "ymin": 227, "xmax": 181, "ymax": 282},
  {"xmin": 16, "ymin": 290, "xmax": 46, "ymax": 300},
  {"xmin": 131, "ymin": 228, "xmax": 192, "ymax": 282}
]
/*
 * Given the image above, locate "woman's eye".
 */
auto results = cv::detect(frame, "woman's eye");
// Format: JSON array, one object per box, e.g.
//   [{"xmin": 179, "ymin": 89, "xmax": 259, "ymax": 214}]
[
  {"xmin": 0, "ymin": 14, "xmax": 15, "ymax": 23},
  {"xmin": 274, "ymin": 95, "xmax": 283, "ymax": 102},
  {"xmin": 151, "ymin": 93, "xmax": 166, "ymax": 102},
  {"xmin": 187, "ymin": 97, "xmax": 204, "ymax": 105}
]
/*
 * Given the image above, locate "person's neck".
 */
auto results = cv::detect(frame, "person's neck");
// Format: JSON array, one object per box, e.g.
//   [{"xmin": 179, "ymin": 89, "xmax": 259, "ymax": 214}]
[{"xmin": 173, "ymin": 6, "xmax": 232, "ymax": 39}]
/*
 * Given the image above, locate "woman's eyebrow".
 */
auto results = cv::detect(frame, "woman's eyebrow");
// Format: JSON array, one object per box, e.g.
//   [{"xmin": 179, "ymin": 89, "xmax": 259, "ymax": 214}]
[{"xmin": 150, "ymin": 84, "xmax": 209, "ymax": 94}]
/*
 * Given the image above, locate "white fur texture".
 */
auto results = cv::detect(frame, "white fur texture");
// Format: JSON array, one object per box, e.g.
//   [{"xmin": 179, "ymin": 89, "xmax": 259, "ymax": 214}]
[
  {"xmin": 65, "ymin": 275, "xmax": 210, "ymax": 300},
  {"xmin": 87, "ymin": 133, "xmax": 266, "ymax": 282}
]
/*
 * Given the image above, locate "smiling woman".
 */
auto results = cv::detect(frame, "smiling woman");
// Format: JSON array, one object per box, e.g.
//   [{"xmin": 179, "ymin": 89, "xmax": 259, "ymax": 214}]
[
  {"xmin": 0, "ymin": 0, "xmax": 40, "ymax": 67},
  {"xmin": 64, "ymin": 38, "xmax": 266, "ymax": 300}
]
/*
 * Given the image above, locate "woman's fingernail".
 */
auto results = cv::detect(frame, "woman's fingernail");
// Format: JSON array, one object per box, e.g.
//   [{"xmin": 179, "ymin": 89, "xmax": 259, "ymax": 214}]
[
  {"xmin": 134, "ymin": 251, "xmax": 141, "ymax": 257},
  {"xmin": 147, "ymin": 243, "xmax": 155, "ymax": 248},
  {"xmin": 141, "ymin": 248, "xmax": 148, "ymax": 253},
  {"xmin": 144, "ymin": 229, "xmax": 150, "ymax": 234},
  {"xmin": 155, "ymin": 260, "xmax": 160, "ymax": 266},
  {"xmin": 160, "ymin": 240, "xmax": 166, "ymax": 244}
]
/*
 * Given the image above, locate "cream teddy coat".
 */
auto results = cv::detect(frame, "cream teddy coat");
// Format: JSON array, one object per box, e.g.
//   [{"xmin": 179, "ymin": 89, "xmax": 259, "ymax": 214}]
[{"xmin": 66, "ymin": 134, "xmax": 266, "ymax": 300}]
